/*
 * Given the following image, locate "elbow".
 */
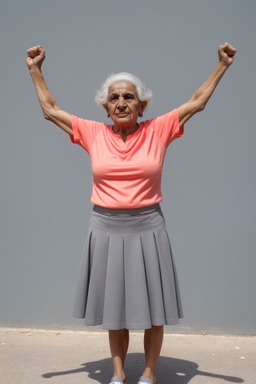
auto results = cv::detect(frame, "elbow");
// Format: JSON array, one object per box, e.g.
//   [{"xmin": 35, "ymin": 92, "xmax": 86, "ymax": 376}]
[
  {"xmin": 43, "ymin": 111, "xmax": 51, "ymax": 120},
  {"xmin": 194, "ymin": 97, "xmax": 207, "ymax": 113},
  {"xmin": 42, "ymin": 105, "xmax": 56, "ymax": 122},
  {"xmin": 188, "ymin": 97, "xmax": 205, "ymax": 115},
  {"xmin": 190, "ymin": 101, "xmax": 206, "ymax": 117},
  {"xmin": 43, "ymin": 110, "xmax": 54, "ymax": 122},
  {"xmin": 198, "ymin": 103, "xmax": 206, "ymax": 112}
]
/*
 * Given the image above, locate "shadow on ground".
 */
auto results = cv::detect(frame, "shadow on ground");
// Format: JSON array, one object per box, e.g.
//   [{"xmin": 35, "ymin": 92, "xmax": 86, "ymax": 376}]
[{"xmin": 42, "ymin": 353, "xmax": 244, "ymax": 384}]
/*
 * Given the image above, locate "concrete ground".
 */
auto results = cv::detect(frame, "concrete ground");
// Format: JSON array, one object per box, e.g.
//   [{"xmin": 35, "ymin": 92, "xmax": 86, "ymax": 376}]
[{"xmin": 0, "ymin": 328, "xmax": 255, "ymax": 384}]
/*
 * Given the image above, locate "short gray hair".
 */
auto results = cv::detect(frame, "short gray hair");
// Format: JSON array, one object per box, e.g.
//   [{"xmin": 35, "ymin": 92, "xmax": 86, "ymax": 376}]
[{"xmin": 95, "ymin": 72, "xmax": 153, "ymax": 108}]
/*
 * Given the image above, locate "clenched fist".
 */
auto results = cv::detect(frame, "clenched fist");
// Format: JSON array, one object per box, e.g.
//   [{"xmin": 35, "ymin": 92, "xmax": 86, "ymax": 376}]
[
  {"xmin": 26, "ymin": 45, "xmax": 46, "ymax": 70},
  {"xmin": 218, "ymin": 43, "xmax": 237, "ymax": 67}
]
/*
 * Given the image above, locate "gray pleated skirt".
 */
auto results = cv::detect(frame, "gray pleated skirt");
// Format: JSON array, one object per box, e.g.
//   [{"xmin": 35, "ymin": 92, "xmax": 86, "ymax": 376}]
[{"xmin": 72, "ymin": 203, "xmax": 183, "ymax": 330}]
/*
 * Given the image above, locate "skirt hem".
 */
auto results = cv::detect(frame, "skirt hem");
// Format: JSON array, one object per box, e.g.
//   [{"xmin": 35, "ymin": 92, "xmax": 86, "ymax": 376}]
[{"xmin": 73, "ymin": 315, "xmax": 183, "ymax": 330}]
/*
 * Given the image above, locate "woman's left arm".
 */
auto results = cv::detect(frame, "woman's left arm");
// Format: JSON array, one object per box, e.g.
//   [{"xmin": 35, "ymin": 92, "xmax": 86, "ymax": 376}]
[{"xmin": 178, "ymin": 43, "xmax": 236, "ymax": 127}]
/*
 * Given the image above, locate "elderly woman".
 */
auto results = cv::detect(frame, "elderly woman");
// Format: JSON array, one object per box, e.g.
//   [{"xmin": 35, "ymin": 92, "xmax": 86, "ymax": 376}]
[{"xmin": 27, "ymin": 42, "xmax": 236, "ymax": 384}]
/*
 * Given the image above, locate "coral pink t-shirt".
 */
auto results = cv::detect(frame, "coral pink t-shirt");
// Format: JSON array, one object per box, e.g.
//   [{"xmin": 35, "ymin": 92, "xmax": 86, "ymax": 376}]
[{"xmin": 70, "ymin": 109, "xmax": 183, "ymax": 208}]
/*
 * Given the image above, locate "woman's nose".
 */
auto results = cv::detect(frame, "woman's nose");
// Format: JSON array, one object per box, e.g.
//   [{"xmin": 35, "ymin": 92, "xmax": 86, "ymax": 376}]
[{"xmin": 117, "ymin": 97, "xmax": 126, "ymax": 109}]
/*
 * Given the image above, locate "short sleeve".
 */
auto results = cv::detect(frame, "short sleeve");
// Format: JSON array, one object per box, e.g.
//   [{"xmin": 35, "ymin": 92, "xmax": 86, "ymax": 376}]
[
  {"xmin": 152, "ymin": 109, "xmax": 184, "ymax": 148},
  {"xmin": 70, "ymin": 116, "xmax": 103, "ymax": 153}
]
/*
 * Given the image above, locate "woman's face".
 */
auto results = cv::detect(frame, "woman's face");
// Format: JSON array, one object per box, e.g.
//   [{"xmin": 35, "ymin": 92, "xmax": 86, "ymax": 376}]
[{"xmin": 105, "ymin": 81, "xmax": 146, "ymax": 129}]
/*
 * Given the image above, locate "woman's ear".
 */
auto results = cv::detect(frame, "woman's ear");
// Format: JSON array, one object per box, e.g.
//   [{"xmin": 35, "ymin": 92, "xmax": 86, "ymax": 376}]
[
  {"xmin": 141, "ymin": 101, "xmax": 147, "ymax": 113},
  {"xmin": 103, "ymin": 105, "xmax": 110, "ymax": 117}
]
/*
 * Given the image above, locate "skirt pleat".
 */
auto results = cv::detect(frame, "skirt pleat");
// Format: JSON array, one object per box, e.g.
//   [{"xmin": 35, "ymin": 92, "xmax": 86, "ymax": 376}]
[{"xmin": 72, "ymin": 204, "xmax": 183, "ymax": 330}]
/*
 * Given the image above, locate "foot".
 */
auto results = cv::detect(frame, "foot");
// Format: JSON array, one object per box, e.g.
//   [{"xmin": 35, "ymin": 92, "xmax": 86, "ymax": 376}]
[
  {"xmin": 138, "ymin": 375, "xmax": 155, "ymax": 384},
  {"xmin": 110, "ymin": 375, "xmax": 125, "ymax": 384}
]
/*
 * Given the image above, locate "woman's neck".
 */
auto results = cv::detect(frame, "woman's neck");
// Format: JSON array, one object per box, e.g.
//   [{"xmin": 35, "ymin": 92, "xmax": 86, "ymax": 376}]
[{"xmin": 112, "ymin": 123, "xmax": 139, "ymax": 142}]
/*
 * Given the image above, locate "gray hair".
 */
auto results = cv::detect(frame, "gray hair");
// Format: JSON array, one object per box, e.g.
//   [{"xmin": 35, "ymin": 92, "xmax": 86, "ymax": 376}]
[{"xmin": 95, "ymin": 72, "xmax": 153, "ymax": 108}]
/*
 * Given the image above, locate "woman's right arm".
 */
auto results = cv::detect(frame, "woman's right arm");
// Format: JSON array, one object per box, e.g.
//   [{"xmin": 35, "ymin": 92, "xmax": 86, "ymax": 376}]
[{"xmin": 27, "ymin": 45, "xmax": 73, "ymax": 135}]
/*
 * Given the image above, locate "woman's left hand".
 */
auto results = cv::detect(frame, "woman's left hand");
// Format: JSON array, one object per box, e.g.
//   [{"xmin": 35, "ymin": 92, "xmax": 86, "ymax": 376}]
[
  {"xmin": 218, "ymin": 43, "xmax": 237, "ymax": 67},
  {"xmin": 177, "ymin": 42, "xmax": 237, "ymax": 126}
]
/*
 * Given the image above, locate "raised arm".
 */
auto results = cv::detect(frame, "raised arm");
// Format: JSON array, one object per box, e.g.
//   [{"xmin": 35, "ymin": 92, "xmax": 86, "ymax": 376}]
[
  {"xmin": 27, "ymin": 45, "xmax": 73, "ymax": 135},
  {"xmin": 178, "ymin": 43, "xmax": 237, "ymax": 127}
]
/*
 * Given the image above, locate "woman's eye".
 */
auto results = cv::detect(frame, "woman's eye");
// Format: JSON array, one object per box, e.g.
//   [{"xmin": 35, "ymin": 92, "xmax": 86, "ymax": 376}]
[{"xmin": 125, "ymin": 94, "xmax": 134, "ymax": 100}]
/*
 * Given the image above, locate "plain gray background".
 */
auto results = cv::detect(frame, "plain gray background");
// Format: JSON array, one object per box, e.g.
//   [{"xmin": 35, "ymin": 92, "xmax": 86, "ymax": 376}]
[{"xmin": 1, "ymin": 0, "xmax": 255, "ymax": 334}]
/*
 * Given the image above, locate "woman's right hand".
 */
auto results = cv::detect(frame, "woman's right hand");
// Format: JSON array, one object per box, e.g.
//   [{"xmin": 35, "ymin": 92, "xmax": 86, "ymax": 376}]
[
  {"xmin": 26, "ymin": 44, "xmax": 72, "ymax": 135},
  {"xmin": 26, "ymin": 45, "xmax": 45, "ymax": 70}
]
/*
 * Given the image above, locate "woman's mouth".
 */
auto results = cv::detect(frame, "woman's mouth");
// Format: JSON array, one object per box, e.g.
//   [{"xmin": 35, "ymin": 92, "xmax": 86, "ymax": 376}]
[{"xmin": 117, "ymin": 112, "xmax": 129, "ymax": 117}]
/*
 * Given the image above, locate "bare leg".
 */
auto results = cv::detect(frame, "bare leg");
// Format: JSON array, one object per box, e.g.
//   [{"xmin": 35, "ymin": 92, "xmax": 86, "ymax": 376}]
[
  {"xmin": 142, "ymin": 326, "xmax": 164, "ymax": 383},
  {"xmin": 109, "ymin": 329, "xmax": 129, "ymax": 382}
]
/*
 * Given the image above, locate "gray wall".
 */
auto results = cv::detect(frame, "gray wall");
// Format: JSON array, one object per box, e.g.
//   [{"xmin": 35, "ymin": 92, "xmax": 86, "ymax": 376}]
[{"xmin": 1, "ymin": 0, "xmax": 255, "ymax": 334}]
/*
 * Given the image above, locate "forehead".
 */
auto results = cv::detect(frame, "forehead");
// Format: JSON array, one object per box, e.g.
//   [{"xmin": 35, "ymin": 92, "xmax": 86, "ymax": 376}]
[{"xmin": 108, "ymin": 80, "xmax": 138, "ymax": 95}]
